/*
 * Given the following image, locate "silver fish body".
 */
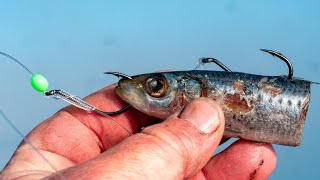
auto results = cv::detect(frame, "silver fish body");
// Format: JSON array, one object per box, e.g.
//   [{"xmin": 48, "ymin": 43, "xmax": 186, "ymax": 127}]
[{"xmin": 115, "ymin": 70, "xmax": 311, "ymax": 146}]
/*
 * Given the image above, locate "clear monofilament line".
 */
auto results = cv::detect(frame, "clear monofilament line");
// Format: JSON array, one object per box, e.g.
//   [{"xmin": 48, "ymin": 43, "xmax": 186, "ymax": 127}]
[
  {"xmin": 0, "ymin": 52, "xmax": 34, "ymax": 75},
  {"xmin": 1, "ymin": 51, "xmax": 49, "ymax": 92},
  {"xmin": 0, "ymin": 110, "xmax": 66, "ymax": 180}
]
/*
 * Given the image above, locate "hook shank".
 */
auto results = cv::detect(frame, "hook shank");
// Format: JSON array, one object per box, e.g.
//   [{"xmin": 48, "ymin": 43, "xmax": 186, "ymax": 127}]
[{"xmin": 260, "ymin": 49, "xmax": 293, "ymax": 80}]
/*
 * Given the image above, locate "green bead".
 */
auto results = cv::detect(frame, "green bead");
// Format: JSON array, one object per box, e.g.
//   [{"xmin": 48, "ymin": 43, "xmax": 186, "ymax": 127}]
[{"xmin": 30, "ymin": 74, "xmax": 49, "ymax": 92}]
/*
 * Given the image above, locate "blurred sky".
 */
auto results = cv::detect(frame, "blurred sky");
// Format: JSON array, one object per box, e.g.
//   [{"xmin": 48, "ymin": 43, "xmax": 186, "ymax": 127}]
[{"xmin": 0, "ymin": 1, "xmax": 319, "ymax": 179}]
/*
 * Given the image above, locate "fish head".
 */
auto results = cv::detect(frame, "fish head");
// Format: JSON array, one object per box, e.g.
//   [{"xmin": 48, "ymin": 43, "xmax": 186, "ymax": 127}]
[{"xmin": 115, "ymin": 72, "xmax": 185, "ymax": 119}]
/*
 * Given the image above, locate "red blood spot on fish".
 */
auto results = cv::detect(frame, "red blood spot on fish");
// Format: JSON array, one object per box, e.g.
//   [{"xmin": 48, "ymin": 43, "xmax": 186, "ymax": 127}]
[
  {"xmin": 233, "ymin": 81, "xmax": 245, "ymax": 93},
  {"xmin": 224, "ymin": 93, "xmax": 253, "ymax": 113},
  {"xmin": 171, "ymin": 90, "xmax": 186, "ymax": 109},
  {"xmin": 201, "ymin": 87, "xmax": 207, "ymax": 97},
  {"xmin": 179, "ymin": 91, "xmax": 186, "ymax": 105},
  {"xmin": 262, "ymin": 85, "xmax": 283, "ymax": 97}
]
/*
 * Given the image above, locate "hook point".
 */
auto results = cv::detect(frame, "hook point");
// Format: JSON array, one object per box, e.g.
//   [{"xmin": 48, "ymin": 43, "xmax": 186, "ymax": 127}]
[
  {"xmin": 104, "ymin": 72, "xmax": 132, "ymax": 79},
  {"xmin": 260, "ymin": 49, "xmax": 293, "ymax": 80}
]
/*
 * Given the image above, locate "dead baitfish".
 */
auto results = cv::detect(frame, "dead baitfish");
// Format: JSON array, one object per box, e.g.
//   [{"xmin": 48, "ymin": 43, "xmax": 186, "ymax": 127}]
[{"xmin": 107, "ymin": 50, "xmax": 318, "ymax": 146}]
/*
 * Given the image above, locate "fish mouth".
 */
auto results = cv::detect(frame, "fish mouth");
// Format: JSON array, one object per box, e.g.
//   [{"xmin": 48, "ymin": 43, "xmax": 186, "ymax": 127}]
[
  {"xmin": 105, "ymin": 71, "xmax": 146, "ymax": 110},
  {"xmin": 115, "ymin": 78, "xmax": 148, "ymax": 112}
]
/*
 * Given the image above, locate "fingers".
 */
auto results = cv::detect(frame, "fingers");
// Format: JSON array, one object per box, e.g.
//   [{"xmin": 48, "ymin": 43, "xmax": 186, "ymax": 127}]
[
  {"xmin": 1, "ymin": 84, "xmax": 160, "ymax": 177},
  {"xmin": 200, "ymin": 140, "xmax": 277, "ymax": 180},
  {"xmin": 59, "ymin": 84, "xmax": 160, "ymax": 147},
  {"xmin": 49, "ymin": 98, "xmax": 225, "ymax": 179},
  {"xmin": 64, "ymin": 84, "xmax": 160, "ymax": 135},
  {"xmin": 34, "ymin": 84, "xmax": 158, "ymax": 151}
]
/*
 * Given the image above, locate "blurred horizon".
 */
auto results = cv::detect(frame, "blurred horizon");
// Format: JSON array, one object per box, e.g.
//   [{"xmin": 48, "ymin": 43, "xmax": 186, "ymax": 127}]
[{"xmin": 1, "ymin": 1, "xmax": 319, "ymax": 179}]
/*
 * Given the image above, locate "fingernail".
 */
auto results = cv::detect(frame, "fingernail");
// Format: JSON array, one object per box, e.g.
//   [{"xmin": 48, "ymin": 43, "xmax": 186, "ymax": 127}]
[{"xmin": 179, "ymin": 98, "xmax": 222, "ymax": 134}]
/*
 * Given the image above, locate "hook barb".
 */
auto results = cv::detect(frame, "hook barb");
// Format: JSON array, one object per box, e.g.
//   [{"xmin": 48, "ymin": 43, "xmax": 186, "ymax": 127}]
[{"xmin": 260, "ymin": 49, "xmax": 293, "ymax": 80}]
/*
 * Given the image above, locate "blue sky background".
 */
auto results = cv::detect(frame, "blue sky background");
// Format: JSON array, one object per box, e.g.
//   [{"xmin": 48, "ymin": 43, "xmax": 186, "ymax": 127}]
[{"xmin": 0, "ymin": 1, "xmax": 319, "ymax": 179}]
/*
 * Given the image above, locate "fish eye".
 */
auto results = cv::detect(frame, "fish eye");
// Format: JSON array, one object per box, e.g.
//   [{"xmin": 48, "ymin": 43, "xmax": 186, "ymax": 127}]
[{"xmin": 145, "ymin": 75, "xmax": 168, "ymax": 97}]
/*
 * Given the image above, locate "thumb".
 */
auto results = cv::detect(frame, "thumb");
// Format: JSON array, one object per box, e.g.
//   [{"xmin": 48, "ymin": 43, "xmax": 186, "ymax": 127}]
[
  {"xmin": 53, "ymin": 98, "xmax": 225, "ymax": 179},
  {"xmin": 141, "ymin": 97, "xmax": 225, "ymax": 178}
]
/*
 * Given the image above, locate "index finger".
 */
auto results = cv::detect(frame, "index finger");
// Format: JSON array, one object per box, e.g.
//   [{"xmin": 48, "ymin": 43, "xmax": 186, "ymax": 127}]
[{"xmin": 3, "ymin": 83, "xmax": 159, "ymax": 174}]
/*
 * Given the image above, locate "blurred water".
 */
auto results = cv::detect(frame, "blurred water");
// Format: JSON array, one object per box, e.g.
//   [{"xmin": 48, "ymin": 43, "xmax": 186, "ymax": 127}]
[{"xmin": 0, "ymin": 1, "xmax": 319, "ymax": 179}]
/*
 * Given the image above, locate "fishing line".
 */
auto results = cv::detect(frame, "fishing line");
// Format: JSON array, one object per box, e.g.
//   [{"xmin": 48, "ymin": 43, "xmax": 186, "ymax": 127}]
[
  {"xmin": 1, "ymin": 51, "xmax": 132, "ymax": 134},
  {"xmin": 0, "ymin": 51, "xmax": 132, "ymax": 177},
  {"xmin": 0, "ymin": 52, "xmax": 34, "ymax": 75},
  {"xmin": 1, "ymin": 51, "xmax": 49, "ymax": 92},
  {"xmin": 0, "ymin": 110, "xmax": 66, "ymax": 179}
]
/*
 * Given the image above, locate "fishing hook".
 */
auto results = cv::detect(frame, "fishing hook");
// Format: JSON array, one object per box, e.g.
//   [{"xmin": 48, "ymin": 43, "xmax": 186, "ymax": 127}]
[
  {"xmin": 94, "ymin": 105, "xmax": 132, "ymax": 116},
  {"xmin": 197, "ymin": 57, "xmax": 232, "ymax": 72},
  {"xmin": 44, "ymin": 72, "xmax": 133, "ymax": 116},
  {"xmin": 103, "ymin": 72, "xmax": 133, "ymax": 114},
  {"xmin": 44, "ymin": 90, "xmax": 133, "ymax": 135},
  {"xmin": 44, "ymin": 90, "xmax": 132, "ymax": 116},
  {"xmin": 260, "ymin": 49, "xmax": 294, "ymax": 80}
]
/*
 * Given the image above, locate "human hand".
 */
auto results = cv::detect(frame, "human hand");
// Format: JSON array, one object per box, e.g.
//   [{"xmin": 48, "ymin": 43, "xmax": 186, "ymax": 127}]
[{"xmin": 0, "ymin": 84, "xmax": 276, "ymax": 179}]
